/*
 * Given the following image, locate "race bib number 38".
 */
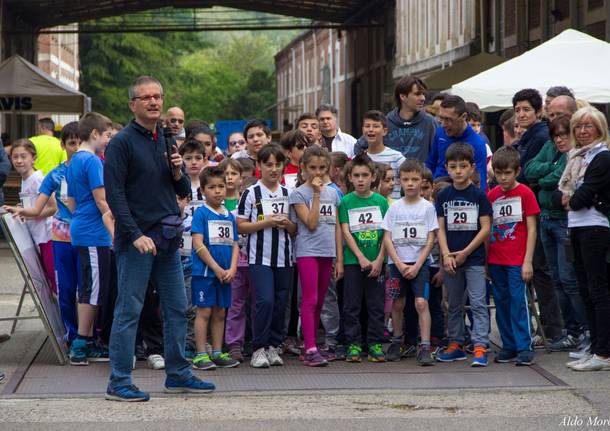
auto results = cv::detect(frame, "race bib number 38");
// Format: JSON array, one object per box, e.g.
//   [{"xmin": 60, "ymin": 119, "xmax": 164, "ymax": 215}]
[
  {"xmin": 392, "ymin": 222, "xmax": 427, "ymax": 246},
  {"xmin": 208, "ymin": 220, "xmax": 234, "ymax": 245},
  {"xmin": 261, "ymin": 197, "xmax": 289, "ymax": 217},
  {"xmin": 348, "ymin": 206, "xmax": 383, "ymax": 232},
  {"xmin": 493, "ymin": 197, "xmax": 523, "ymax": 225},
  {"xmin": 447, "ymin": 205, "xmax": 478, "ymax": 231}
]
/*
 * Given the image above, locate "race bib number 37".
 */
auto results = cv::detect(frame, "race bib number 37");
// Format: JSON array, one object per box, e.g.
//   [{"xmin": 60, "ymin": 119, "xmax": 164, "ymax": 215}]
[
  {"xmin": 493, "ymin": 197, "xmax": 523, "ymax": 225},
  {"xmin": 447, "ymin": 205, "xmax": 478, "ymax": 231},
  {"xmin": 209, "ymin": 220, "xmax": 234, "ymax": 245},
  {"xmin": 392, "ymin": 222, "xmax": 427, "ymax": 246},
  {"xmin": 348, "ymin": 206, "xmax": 383, "ymax": 232},
  {"xmin": 261, "ymin": 197, "xmax": 289, "ymax": 217}
]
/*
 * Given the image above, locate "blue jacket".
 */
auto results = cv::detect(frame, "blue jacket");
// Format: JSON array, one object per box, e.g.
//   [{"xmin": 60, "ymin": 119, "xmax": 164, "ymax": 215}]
[
  {"xmin": 515, "ymin": 121, "xmax": 550, "ymax": 185},
  {"xmin": 425, "ymin": 123, "xmax": 488, "ymax": 188},
  {"xmin": 104, "ymin": 120, "xmax": 191, "ymax": 248}
]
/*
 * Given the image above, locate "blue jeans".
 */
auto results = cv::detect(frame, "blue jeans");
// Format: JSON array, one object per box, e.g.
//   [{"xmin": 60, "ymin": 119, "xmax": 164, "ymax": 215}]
[
  {"xmin": 108, "ymin": 245, "xmax": 192, "ymax": 389},
  {"xmin": 52, "ymin": 240, "xmax": 79, "ymax": 342},
  {"xmin": 249, "ymin": 264, "xmax": 292, "ymax": 351},
  {"xmin": 489, "ymin": 265, "xmax": 533, "ymax": 353},
  {"xmin": 444, "ymin": 265, "xmax": 489, "ymax": 347},
  {"xmin": 539, "ymin": 217, "xmax": 587, "ymax": 337}
]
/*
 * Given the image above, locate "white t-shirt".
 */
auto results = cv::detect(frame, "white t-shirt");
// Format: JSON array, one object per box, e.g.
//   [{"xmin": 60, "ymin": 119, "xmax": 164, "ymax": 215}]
[
  {"xmin": 20, "ymin": 170, "xmax": 51, "ymax": 245},
  {"xmin": 381, "ymin": 197, "xmax": 438, "ymax": 264},
  {"xmin": 367, "ymin": 147, "xmax": 406, "ymax": 200}
]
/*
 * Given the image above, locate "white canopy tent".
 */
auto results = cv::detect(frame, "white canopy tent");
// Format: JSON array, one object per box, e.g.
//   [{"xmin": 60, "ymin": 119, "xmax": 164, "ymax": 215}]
[{"xmin": 451, "ymin": 29, "xmax": 610, "ymax": 111}]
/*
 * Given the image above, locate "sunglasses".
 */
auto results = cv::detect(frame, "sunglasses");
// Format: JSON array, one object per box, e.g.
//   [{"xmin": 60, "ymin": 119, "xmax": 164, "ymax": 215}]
[
  {"xmin": 229, "ymin": 140, "xmax": 245, "ymax": 146},
  {"xmin": 169, "ymin": 118, "xmax": 184, "ymax": 124},
  {"xmin": 295, "ymin": 143, "xmax": 305, "ymax": 150}
]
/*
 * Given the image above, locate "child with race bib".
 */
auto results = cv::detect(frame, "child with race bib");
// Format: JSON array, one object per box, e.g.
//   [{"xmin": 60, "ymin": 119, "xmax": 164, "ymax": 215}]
[
  {"xmin": 280, "ymin": 130, "xmax": 307, "ymax": 191},
  {"xmin": 435, "ymin": 143, "xmax": 492, "ymax": 367},
  {"xmin": 237, "ymin": 144, "xmax": 297, "ymax": 368},
  {"xmin": 382, "ymin": 159, "xmax": 438, "ymax": 366},
  {"xmin": 191, "ymin": 167, "xmax": 240, "ymax": 370},
  {"xmin": 289, "ymin": 145, "xmax": 343, "ymax": 366},
  {"xmin": 338, "ymin": 153, "xmax": 389, "ymax": 363}
]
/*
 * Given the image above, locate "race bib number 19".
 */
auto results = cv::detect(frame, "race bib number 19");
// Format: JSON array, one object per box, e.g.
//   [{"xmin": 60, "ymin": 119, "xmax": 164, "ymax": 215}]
[
  {"xmin": 348, "ymin": 206, "xmax": 383, "ymax": 232},
  {"xmin": 447, "ymin": 205, "xmax": 478, "ymax": 231},
  {"xmin": 493, "ymin": 197, "xmax": 523, "ymax": 225},
  {"xmin": 208, "ymin": 220, "xmax": 234, "ymax": 245},
  {"xmin": 392, "ymin": 222, "xmax": 427, "ymax": 246}
]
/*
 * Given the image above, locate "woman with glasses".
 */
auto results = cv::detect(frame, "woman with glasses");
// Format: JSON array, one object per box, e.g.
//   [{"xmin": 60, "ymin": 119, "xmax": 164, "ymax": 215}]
[
  {"xmin": 226, "ymin": 132, "xmax": 246, "ymax": 157},
  {"xmin": 559, "ymin": 107, "xmax": 610, "ymax": 372}
]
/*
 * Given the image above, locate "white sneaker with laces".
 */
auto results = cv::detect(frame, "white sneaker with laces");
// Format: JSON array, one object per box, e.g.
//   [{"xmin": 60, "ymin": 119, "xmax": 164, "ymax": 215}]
[
  {"xmin": 566, "ymin": 352, "xmax": 593, "ymax": 369},
  {"xmin": 266, "ymin": 346, "xmax": 284, "ymax": 366},
  {"xmin": 147, "ymin": 354, "xmax": 165, "ymax": 370},
  {"xmin": 250, "ymin": 347, "xmax": 270, "ymax": 368},
  {"xmin": 569, "ymin": 345, "xmax": 592, "ymax": 359},
  {"xmin": 571, "ymin": 354, "xmax": 610, "ymax": 371}
]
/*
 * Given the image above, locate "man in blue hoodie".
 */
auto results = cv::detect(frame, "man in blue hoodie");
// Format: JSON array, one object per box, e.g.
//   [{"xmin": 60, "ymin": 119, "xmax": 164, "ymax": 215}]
[
  {"xmin": 354, "ymin": 76, "xmax": 436, "ymax": 163},
  {"xmin": 426, "ymin": 95, "xmax": 488, "ymax": 188}
]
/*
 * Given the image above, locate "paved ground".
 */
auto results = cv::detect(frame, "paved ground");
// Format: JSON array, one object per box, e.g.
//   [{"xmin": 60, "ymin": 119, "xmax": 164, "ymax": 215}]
[{"xmin": 1, "ymin": 240, "xmax": 609, "ymax": 430}]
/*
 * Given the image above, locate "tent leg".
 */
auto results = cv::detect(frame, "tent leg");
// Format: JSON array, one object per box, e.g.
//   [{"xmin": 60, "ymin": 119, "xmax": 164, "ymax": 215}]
[
  {"xmin": 527, "ymin": 282, "xmax": 551, "ymax": 353},
  {"xmin": 10, "ymin": 283, "xmax": 29, "ymax": 335}
]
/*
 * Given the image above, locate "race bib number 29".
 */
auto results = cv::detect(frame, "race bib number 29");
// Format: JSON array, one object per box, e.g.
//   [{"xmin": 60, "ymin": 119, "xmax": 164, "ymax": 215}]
[{"xmin": 447, "ymin": 205, "xmax": 478, "ymax": 231}]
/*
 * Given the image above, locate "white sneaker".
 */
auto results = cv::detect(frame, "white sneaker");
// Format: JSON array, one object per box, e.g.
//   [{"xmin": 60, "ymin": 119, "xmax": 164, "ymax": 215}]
[
  {"xmin": 250, "ymin": 347, "xmax": 270, "ymax": 368},
  {"xmin": 147, "ymin": 354, "xmax": 165, "ymax": 370},
  {"xmin": 571, "ymin": 354, "xmax": 610, "ymax": 371},
  {"xmin": 566, "ymin": 352, "xmax": 593, "ymax": 369},
  {"xmin": 266, "ymin": 346, "xmax": 284, "ymax": 366},
  {"xmin": 569, "ymin": 345, "xmax": 592, "ymax": 359}
]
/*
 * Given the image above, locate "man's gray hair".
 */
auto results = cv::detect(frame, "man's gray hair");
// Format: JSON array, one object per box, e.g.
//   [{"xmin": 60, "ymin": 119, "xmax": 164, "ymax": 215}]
[
  {"xmin": 128, "ymin": 76, "xmax": 164, "ymax": 99},
  {"xmin": 315, "ymin": 104, "xmax": 338, "ymax": 117}
]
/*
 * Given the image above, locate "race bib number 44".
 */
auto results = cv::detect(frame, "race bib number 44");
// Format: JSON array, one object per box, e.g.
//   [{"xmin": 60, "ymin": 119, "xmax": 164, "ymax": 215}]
[
  {"xmin": 493, "ymin": 197, "xmax": 523, "ymax": 225},
  {"xmin": 348, "ymin": 206, "xmax": 383, "ymax": 232},
  {"xmin": 318, "ymin": 200, "xmax": 336, "ymax": 224},
  {"xmin": 208, "ymin": 220, "xmax": 234, "ymax": 245},
  {"xmin": 261, "ymin": 197, "xmax": 289, "ymax": 217},
  {"xmin": 392, "ymin": 222, "xmax": 427, "ymax": 246},
  {"xmin": 447, "ymin": 205, "xmax": 478, "ymax": 231}
]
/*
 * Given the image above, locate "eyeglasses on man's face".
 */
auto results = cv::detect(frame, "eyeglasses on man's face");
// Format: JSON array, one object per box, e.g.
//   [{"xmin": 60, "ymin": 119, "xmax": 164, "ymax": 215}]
[
  {"xmin": 131, "ymin": 94, "xmax": 164, "ymax": 103},
  {"xmin": 169, "ymin": 118, "xmax": 184, "ymax": 125}
]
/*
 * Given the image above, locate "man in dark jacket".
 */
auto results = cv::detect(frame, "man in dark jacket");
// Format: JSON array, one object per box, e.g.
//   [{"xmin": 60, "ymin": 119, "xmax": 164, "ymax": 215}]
[
  {"xmin": 104, "ymin": 76, "xmax": 214, "ymax": 402},
  {"xmin": 354, "ymin": 75, "xmax": 436, "ymax": 163},
  {"xmin": 0, "ymin": 138, "xmax": 10, "ymax": 207}
]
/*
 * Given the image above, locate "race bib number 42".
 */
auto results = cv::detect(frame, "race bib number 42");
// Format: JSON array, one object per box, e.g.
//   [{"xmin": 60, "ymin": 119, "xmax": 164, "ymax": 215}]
[
  {"xmin": 493, "ymin": 197, "xmax": 523, "ymax": 225},
  {"xmin": 447, "ymin": 205, "xmax": 478, "ymax": 231},
  {"xmin": 261, "ymin": 197, "xmax": 289, "ymax": 217},
  {"xmin": 208, "ymin": 220, "xmax": 234, "ymax": 245},
  {"xmin": 392, "ymin": 222, "xmax": 427, "ymax": 246},
  {"xmin": 348, "ymin": 206, "xmax": 383, "ymax": 232}
]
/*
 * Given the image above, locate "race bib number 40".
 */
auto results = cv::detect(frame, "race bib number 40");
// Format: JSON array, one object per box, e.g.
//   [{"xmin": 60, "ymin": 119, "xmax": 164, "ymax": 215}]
[
  {"xmin": 493, "ymin": 197, "xmax": 523, "ymax": 225},
  {"xmin": 392, "ymin": 221, "xmax": 427, "ymax": 246},
  {"xmin": 447, "ymin": 205, "xmax": 478, "ymax": 231},
  {"xmin": 348, "ymin": 206, "xmax": 383, "ymax": 232},
  {"xmin": 261, "ymin": 197, "xmax": 289, "ymax": 217},
  {"xmin": 208, "ymin": 220, "xmax": 235, "ymax": 245}
]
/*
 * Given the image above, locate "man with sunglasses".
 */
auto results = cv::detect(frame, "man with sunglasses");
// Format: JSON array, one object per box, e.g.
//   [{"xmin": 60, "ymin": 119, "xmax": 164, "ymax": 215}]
[{"xmin": 166, "ymin": 107, "xmax": 186, "ymax": 146}]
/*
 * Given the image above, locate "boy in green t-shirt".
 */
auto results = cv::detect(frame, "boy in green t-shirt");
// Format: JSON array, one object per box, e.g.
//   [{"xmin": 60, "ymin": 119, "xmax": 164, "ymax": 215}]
[{"xmin": 338, "ymin": 153, "xmax": 389, "ymax": 362}]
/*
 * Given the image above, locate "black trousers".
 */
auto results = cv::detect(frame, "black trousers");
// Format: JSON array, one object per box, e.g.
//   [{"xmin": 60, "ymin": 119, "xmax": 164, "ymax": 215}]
[
  {"xmin": 343, "ymin": 265, "xmax": 385, "ymax": 346},
  {"xmin": 571, "ymin": 226, "xmax": 610, "ymax": 357}
]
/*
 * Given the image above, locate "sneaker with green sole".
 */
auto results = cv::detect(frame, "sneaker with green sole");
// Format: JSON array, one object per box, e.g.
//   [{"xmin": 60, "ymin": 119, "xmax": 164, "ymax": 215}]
[
  {"xmin": 212, "ymin": 352, "xmax": 239, "ymax": 368},
  {"xmin": 192, "ymin": 352, "xmax": 216, "ymax": 370},
  {"xmin": 346, "ymin": 344, "xmax": 362, "ymax": 362},
  {"xmin": 368, "ymin": 343, "xmax": 386, "ymax": 362}
]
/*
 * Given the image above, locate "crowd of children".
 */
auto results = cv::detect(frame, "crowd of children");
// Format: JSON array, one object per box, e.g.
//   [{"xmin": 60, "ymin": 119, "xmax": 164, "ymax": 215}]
[{"xmin": 2, "ymin": 79, "xmax": 610, "ymax": 390}]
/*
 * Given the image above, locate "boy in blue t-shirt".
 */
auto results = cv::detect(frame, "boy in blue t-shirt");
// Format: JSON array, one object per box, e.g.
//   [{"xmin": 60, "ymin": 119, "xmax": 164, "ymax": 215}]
[
  {"xmin": 191, "ymin": 167, "xmax": 240, "ymax": 370},
  {"xmin": 435, "ymin": 143, "xmax": 492, "ymax": 367},
  {"xmin": 65, "ymin": 112, "xmax": 115, "ymax": 366}
]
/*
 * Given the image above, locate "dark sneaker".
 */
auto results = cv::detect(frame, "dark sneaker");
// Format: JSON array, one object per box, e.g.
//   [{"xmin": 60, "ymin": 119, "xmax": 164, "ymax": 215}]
[
  {"xmin": 229, "ymin": 347, "xmax": 244, "ymax": 363},
  {"xmin": 105, "ymin": 384, "xmax": 150, "ymax": 402},
  {"xmin": 164, "ymin": 375, "xmax": 215, "ymax": 394},
  {"xmin": 212, "ymin": 352, "xmax": 239, "ymax": 368},
  {"xmin": 436, "ymin": 342, "xmax": 466, "ymax": 362},
  {"xmin": 515, "ymin": 350, "xmax": 535, "ymax": 366},
  {"xmin": 416, "ymin": 345, "xmax": 435, "ymax": 366},
  {"xmin": 192, "ymin": 352, "xmax": 216, "ymax": 370},
  {"xmin": 549, "ymin": 334, "xmax": 578, "ymax": 352},
  {"xmin": 367, "ymin": 343, "xmax": 386, "ymax": 362},
  {"xmin": 87, "ymin": 341, "xmax": 109, "ymax": 363},
  {"xmin": 494, "ymin": 349, "xmax": 518, "ymax": 363},
  {"xmin": 386, "ymin": 342, "xmax": 403, "ymax": 362},
  {"xmin": 303, "ymin": 350, "xmax": 328, "ymax": 367},
  {"xmin": 334, "ymin": 345, "xmax": 347, "ymax": 361},
  {"xmin": 346, "ymin": 344, "xmax": 362, "ymax": 362},
  {"xmin": 69, "ymin": 339, "xmax": 88, "ymax": 366},
  {"xmin": 401, "ymin": 343, "xmax": 417, "ymax": 358},
  {"xmin": 471, "ymin": 346, "xmax": 488, "ymax": 367},
  {"xmin": 0, "ymin": 369, "xmax": 5, "ymax": 383},
  {"xmin": 319, "ymin": 345, "xmax": 337, "ymax": 362}
]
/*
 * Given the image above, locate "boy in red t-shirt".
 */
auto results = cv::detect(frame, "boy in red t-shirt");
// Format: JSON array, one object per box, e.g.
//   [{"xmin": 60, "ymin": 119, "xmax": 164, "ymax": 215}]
[{"xmin": 487, "ymin": 145, "xmax": 540, "ymax": 366}]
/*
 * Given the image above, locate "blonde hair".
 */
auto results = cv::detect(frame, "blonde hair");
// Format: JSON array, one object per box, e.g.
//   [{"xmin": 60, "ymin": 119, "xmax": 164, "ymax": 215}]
[
  {"xmin": 575, "ymin": 99, "xmax": 591, "ymax": 110},
  {"xmin": 569, "ymin": 106, "xmax": 609, "ymax": 148}
]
